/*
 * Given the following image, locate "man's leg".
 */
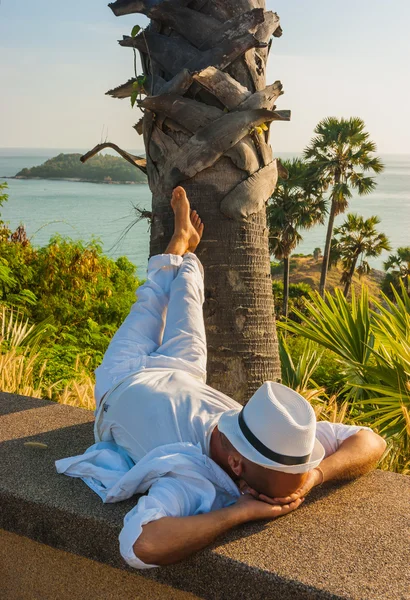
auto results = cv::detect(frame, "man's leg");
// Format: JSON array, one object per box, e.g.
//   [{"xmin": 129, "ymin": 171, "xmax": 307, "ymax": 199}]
[
  {"xmin": 151, "ymin": 252, "xmax": 207, "ymax": 379},
  {"xmin": 149, "ymin": 189, "xmax": 207, "ymax": 379},
  {"xmin": 94, "ymin": 254, "xmax": 181, "ymax": 404},
  {"xmin": 94, "ymin": 187, "xmax": 204, "ymax": 403}
]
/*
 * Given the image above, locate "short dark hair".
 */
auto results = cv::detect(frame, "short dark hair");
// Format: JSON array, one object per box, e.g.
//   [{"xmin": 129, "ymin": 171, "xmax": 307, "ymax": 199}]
[{"xmin": 219, "ymin": 432, "xmax": 238, "ymax": 454}]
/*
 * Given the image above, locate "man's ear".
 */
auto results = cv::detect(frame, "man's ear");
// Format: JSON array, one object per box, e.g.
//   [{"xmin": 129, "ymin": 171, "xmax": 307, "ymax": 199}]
[{"xmin": 227, "ymin": 453, "xmax": 243, "ymax": 477}]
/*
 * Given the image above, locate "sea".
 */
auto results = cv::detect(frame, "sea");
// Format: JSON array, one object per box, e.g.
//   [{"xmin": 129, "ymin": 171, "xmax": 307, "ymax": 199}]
[{"xmin": 1, "ymin": 148, "xmax": 409, "ymax": 277}]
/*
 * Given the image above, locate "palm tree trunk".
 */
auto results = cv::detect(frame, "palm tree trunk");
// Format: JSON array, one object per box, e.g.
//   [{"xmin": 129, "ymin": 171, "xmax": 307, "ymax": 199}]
[
  {"xmin": 283, "ymin": 255, "xmax": 290, "ymax": 318},
  {"xmin": 107, "ymin": 0, "xmax": 286, "ymax": 403},
  {"xmin": 343, "ymin": 256, "xmax": 358, "ymax": 298},
  {"xmin": 319, "ymin": 199, "xmax": 337, "ymax": 297}
]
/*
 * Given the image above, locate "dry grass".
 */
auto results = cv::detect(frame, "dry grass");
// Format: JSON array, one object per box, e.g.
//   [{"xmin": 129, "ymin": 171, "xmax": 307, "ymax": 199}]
[
  {"xmin": 57, "ymin": 378, "xmax": 95, "ymax": 410},
  {"xmin": 0, "ymin": 347, "xmax": 95, "ymax": 409},
  {"xmin": 0, "ymin": 305, "xmax": 95, "ymax": 410},
  {"xmin": 0, "ymin": 348, "xmax": 53, "ymax": 398},
  {"xmin": 273, "ymin": 256, "xmax": 383, "ymax": 298}
]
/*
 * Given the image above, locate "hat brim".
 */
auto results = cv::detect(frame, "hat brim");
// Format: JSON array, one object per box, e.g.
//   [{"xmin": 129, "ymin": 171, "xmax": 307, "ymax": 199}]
[{"xmin": 217, "ymin": 408, "xmax": 325, "ymax": 474}]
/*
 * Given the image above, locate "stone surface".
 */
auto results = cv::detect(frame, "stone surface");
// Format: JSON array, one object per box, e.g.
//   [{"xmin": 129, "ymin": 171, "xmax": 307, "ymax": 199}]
[
  {"xmin": 1, "ymin": 391, "xmax": 410, "ymax": 600},
  {"xmin": 1, "ymin": 530, "xmax": 198, "ymax": 600}
]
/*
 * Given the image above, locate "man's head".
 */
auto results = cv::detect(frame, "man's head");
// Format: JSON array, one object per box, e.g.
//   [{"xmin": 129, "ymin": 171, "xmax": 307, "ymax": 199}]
[
  {"xmin": 216, "ymin": 382, "xmax": 325, "ymax": 496},
  {"xmin": 219, "ymin": 431, "xmax": 308, "ymax": 498}
]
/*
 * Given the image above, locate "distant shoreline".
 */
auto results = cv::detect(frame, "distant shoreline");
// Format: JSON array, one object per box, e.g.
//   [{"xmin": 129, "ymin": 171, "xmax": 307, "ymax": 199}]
[{"xmin": 2, "ymin": 176, "xmax": 147, "ymax": 185}]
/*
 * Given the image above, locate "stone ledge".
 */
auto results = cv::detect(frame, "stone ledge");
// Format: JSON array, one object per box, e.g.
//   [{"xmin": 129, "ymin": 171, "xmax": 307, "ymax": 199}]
[{"xmin": 0, "ymin": 391, "xmax": 409, "ymax": 600}]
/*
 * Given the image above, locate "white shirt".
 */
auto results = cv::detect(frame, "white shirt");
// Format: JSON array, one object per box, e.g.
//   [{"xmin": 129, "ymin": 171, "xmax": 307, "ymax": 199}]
[
  {"xmin": 56, "ymin": 367, "xmax": 370, "ymax": 570},
  {"xmin": 94, "ymin": 368, "xmax": 240, "ymax": 462}
]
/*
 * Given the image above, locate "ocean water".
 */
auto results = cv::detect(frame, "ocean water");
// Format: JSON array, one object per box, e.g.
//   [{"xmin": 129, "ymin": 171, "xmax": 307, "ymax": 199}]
[{"xmin": 1, "ymin": 148, "xmax": 409, "ymax": 276}]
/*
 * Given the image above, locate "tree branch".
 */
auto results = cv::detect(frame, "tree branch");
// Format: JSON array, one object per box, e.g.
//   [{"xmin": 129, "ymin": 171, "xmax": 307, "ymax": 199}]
[{"xmin": 80, "ymin": 143, "xmax": 147, "ymax": 175}]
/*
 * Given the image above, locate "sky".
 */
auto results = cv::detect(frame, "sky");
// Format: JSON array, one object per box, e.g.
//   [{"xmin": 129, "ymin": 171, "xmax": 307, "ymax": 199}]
[{"xmin": 0, "ymin": 0, "xmax": 409, "ymax": 153}]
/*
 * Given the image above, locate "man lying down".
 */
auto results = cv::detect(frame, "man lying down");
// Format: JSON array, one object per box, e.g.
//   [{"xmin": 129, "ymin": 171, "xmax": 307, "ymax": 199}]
[{"xmin": 56, "ymin": 186, "xmax": 386, "ymax": 569}]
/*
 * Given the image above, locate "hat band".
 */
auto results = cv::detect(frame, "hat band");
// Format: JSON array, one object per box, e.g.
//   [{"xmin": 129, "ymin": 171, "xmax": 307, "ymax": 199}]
[{"xmin": 238, "ymin": 409, "xmax": 312, "ymax": 466}]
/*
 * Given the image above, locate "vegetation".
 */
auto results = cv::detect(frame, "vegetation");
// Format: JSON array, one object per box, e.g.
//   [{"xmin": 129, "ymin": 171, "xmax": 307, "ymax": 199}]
[
  {"xmin": 0, "ymin": 182, "xmax": 8, "ymax": 222},
  {"xmin": 0, "ymin": 305, "xmax": 95, "ymax": 409},
  {"xmin": 271, "ymin": 254, "xmax": 383, "ymax": 299},
  {"xmin": 383, "ymin": 247, "xmax": 410, "ymax": 298},
  {"xmin": 304, "ymin": 117, "xmax": 384, "ymax": 296},
  {"xmin": 0, "ymin": 217, "xmax": 139, "ymax": 396},
  {"xmin": 272, "ymin": 280, "xmax": 312, "ymax": 322},
  {"xmin": 331, "ymin": 213, "xmax": 391, "ymax": 297},
  {"xmin": 267, "ymin": 158, "xmax": 327, "ymax": 317},
  {"xmin": 15, "ymin": 153, "xmax": 147, "ymax": 183},
  {"xmin": 2, "ymin": 140, "xmax": 408, "ymax": 474},
  {"xmin": 278, "ymin": 284, "xmax": 410, "ymax": 474}
]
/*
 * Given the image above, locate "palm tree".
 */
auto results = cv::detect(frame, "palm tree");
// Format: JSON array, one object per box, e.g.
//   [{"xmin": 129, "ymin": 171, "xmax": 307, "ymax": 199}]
[
  {"xmin": 82, "ymin": 1, "xmax": 289, "ymax": 402},
  {"xmin": 332, "ymin": 213, "xmax": 391, "ymax": 297},
  {"xmin": 267, "ymin": 159, "xmax": 327, "ymax": 317},
  {"xmin": 304, "ymin": 117, "xmax": 384, "ymax": 297},
  {"xmin": 383, "ymin": 247, "xmax": 410, "ymax": 296}
]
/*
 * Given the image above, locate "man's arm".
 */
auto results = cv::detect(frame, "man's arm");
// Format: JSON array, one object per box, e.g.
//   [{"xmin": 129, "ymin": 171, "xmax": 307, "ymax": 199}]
[
  {"xmin": 133, "ymin": 495, "xmax": 303, "ymax": 566},
  {"xmin": 315, "ymin": 429, "xmax": 386, "ymax": 483},
  {"xmin": 259, "ymin": 429, "xmax": 386, "ymax": 505}
]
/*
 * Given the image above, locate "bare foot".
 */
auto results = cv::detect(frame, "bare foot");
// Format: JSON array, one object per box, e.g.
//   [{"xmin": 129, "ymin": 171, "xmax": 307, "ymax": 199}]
[
  {"xmin": 165, "ymin": 187, "xmax": 204, "ymax": 255},
  {"xmin": 188, "ymin": 209, "xmax": 204, "ymax": 252}
]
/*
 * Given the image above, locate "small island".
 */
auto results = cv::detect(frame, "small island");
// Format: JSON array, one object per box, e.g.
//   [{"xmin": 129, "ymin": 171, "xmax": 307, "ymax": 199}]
[{"xmin": 13, "ymin": 153, "xmax": 147, "ymax": 184}]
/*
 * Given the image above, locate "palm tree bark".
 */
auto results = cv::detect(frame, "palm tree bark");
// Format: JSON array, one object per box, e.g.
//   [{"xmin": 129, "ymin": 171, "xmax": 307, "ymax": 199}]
[
  {"xmin": 283, "ymin": 255, "xmax": 290, "ymax": 318},
  {"xmin": 343, "ymin": 255, "xmax": 358, "ymax": 298},
  {"xmin": 106, "ymin": 0, "xmax": 287, "ymax": 402},
  {"xmin": 319, "ymin": 171, "xmax": 341, "ymax": 297},
  {"xmin": 319, "ymin": 199, "xmax": 337, "ymax": 297}
]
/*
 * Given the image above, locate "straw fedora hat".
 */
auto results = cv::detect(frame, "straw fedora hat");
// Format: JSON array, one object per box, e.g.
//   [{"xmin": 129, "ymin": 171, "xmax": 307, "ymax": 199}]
[{"xmin": 218, "ymin": 382, "xmax": 325, "ymax": 474}]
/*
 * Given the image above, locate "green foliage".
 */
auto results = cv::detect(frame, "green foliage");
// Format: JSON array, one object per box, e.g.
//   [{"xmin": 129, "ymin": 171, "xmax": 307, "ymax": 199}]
[
  {"xmin": 332, "ymin": 213, "xmax": 391, "ymax": 297},
  {"xmin": 131, "ymin": 75, "xmax": 147, "ymax": 107},
  {"xmin": 279, "ymin": 287, "xmax": 375, "ymax": 400},
  {"xmin": 304, "ymin": 117, "xmax": 384, "ymax": 294},
  {"xmin": 272, "ymin": 280, "xmax": 312, "ymax": 322},
  {"xmin": 304, "ymin": 117, "xmax": 384, "ymax": 208},
  {"xmin": 279, "ymin": 283, "xmax": 410, "ymax": 470},
  {"xmin": 15, "ymin": 153, "xmax": 147, "ymax": 183},
  {"xmin": 382, "ymin": 246, "xmax": 410, "ymax": 298},
  {"xmin": 267, "ymin": 158, "xmax": 327, "ymax": 315},
  {"xmin": 0, "ymin": 181, "xmax": 8, "ymax": 209},
  {"xmin": 285, "ymin": 334, "xmax": 345, "ymax": 395},
  {"xmin": 131, "ymin": 25, "xmax": 141, "ymax": 37},
  {"xmin": 267, "ymin": 158, "xmax": 327, "ymax": 260},
  {"xmin": 278, "ymin": 334, "xmax": 325, "ymax": 403},
  {"xmin": 0, "ymin": 228, "xmax": 140, "ymax": 381},
  {"xmin": 353, "ymin": 285, "xmax": 410, "ymax": 439}
]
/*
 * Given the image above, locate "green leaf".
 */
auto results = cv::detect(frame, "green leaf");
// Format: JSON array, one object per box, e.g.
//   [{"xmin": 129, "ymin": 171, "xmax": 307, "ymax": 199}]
[
  {"xmin": 130, "ymin": 90, "xmax": 138, "ymax": 108},
  {"xmin": 131, "ymin": 25, "xmax": 141, "ymax": 38}
]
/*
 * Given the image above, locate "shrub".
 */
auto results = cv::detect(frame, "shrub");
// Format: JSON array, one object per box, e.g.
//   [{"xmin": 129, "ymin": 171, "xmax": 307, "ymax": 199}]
[
  {"xmin": 272, "ymin": 281, "xmax": 312, "ymax": 322},
  {"xmin": 279, "ymin": 283, "xmax": 410, "ymax": 473}
]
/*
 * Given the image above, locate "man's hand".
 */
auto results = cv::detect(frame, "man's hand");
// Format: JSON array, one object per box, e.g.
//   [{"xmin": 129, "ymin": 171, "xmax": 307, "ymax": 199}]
[
  {"xmin": 134, "ymin": 494, "xmax": 304, "ymax": 566},
  {"xmin": 235, "ymin": 492, "xmax": 304, "ymax": 521},
  {"xmin": 257, "ymin": 468, "xmax": 322, "ymax": 505}
]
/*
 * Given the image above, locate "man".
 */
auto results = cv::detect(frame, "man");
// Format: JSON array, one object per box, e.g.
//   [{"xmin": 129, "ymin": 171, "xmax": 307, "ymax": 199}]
[{"xmin": 56, "ymin": 186, "xmax": 386, "ymax": 569}]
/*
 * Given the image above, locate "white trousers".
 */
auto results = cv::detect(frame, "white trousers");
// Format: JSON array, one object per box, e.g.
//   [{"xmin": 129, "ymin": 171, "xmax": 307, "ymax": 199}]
[{"xmin": 94, "ymin": 253, "xmax": 207, "ymax": 406}]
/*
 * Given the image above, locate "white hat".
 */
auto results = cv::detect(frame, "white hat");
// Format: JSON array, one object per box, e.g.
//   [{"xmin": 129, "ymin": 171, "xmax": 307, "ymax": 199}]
[{"xmin": 217, "ymin": 382, "xmax": 325, "ymax": 474}]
